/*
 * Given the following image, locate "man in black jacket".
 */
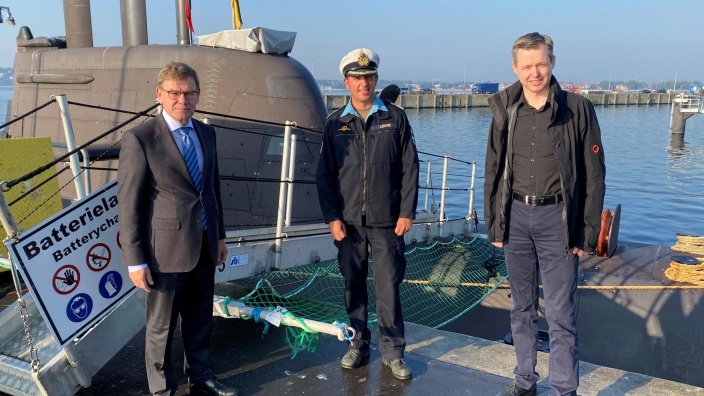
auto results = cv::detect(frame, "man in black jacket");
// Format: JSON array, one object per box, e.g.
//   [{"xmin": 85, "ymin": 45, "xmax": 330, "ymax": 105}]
[
  {"xmin": 484, "ymin": 33, "xmax": 606, "ymax": 396},
  {"xmin": 316, "ymin": 48, "xmax": 419, "ymax": 380}
]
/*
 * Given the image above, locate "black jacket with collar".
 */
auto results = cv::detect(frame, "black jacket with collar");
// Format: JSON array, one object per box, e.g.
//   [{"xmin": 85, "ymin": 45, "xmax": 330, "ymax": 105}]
[
  {"xmin": 483, "ymin": 76, "xmax": 606, "ymax": 252},
  {"xmin": 316, "ymin": 100, "xmax": 419, "ymax": 227}
]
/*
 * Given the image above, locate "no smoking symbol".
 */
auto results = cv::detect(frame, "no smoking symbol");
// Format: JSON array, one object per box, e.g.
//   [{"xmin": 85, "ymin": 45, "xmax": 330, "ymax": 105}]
[{"xmin": 86, "ymin": 243, "xmax": 111, "ymax": 272}]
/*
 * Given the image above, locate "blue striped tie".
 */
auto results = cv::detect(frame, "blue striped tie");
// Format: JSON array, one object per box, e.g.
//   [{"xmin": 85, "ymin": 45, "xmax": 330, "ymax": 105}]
[{"xmin": 179, "ymin": 127, "xmax": 207, "ymax": 230}]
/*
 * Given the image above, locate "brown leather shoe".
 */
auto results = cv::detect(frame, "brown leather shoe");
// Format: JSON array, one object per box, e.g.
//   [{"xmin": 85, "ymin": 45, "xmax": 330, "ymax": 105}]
[{"xmin": 189, "ymin": 377, "xmax": 238, "ymax": 396}]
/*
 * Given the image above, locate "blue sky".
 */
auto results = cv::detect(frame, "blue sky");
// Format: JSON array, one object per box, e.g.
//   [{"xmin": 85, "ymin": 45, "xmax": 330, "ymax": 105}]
[{"xmin": 1, "ymin": 1, "xmax": 703, "ymax": 83}]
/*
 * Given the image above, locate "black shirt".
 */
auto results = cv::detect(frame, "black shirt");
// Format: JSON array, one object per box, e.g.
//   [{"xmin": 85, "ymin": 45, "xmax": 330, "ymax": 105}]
[{"xmin": 511, "ymin": 98, "xmax": 561, "ymax": 196}]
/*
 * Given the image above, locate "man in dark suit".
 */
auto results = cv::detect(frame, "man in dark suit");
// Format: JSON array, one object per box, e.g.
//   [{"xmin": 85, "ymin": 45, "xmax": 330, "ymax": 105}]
[{"xmin": 118, "ymin": 62, "xmax": 237, "ymax": 396}]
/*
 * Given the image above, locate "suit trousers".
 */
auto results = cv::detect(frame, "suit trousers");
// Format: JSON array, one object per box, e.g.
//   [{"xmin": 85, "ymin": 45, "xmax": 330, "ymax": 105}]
[
  {"xmin": 145, "ymin": 231, "xmax": 215, "ymax": 396},
  {"xmin": 503, "ymin": 201, "xmax": 579, "ymax": 396},
  {"xmin": 336, "ymin": 224, "xmax": 407, "ymax": 359}
]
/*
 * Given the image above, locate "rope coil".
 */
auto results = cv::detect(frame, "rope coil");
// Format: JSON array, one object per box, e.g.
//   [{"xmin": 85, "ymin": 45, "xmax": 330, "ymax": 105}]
[{"xmin": 666, "ymin": 234, "xmax": 704, "ymax": 286}]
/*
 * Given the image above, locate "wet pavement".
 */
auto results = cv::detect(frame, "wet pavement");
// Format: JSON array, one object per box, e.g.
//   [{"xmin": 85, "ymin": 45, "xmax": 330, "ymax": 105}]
[
  {"xmin": 0, "ymin": 276, "xmax": 509, "ymax": 395},
  {"xmin": 69, "ymin": 317, "xmax": 509, "ymax": 396}
]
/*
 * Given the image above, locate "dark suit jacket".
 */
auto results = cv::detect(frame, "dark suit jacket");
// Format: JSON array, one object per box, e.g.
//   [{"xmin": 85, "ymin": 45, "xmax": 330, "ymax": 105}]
[{"xmin": 118, "ymin": 114, "xmax": 226, "ymax": 273}]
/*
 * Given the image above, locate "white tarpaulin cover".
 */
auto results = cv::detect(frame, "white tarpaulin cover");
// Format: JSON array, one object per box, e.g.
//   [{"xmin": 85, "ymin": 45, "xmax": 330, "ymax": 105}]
[{"xmin": 196, "ymin": 27, "xmax": 296, "ymax": 54}]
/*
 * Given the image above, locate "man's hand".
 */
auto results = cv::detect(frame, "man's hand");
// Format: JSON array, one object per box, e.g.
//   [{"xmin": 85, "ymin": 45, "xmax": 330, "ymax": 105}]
[
  {"xmin": 395, "ymin": 217, "xmax": 413, "ymax": 236},
  {"xmin": 129, "ymin": 268, "xmax": 153, "ymax": 292},
  {"xmin": 329, "ymin": 220, "xmax": 347, "ymax": 241},
  {"xmin": 491, "ymin": 242, "xmax": 504, "ymax": 248},
  {"xmin": 217, "ymin": 239, "xmax": 228, "ymax": 264},
  {"xmin": 572, "ymin": 247, "xmax": 589, "ymax": 257}
]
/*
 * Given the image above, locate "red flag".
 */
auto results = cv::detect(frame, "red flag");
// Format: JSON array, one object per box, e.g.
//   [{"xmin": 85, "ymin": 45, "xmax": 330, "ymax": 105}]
[{"xmin": 185, "ymin": 0, "xmax": 194, "ymax": 32}]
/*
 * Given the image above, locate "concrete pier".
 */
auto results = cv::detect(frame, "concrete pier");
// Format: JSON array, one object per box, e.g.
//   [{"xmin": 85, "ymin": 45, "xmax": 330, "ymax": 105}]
[
  {"xmin": 2, "ymin": 241, "xmax": 704, "ymax": 395},
  {"xmin": 323, "ymin": 92, "xmax": 677, "ymax": 110},
  {"xmin": 669, "ymin": 94, "xmax": 702, "ymax": 134}
]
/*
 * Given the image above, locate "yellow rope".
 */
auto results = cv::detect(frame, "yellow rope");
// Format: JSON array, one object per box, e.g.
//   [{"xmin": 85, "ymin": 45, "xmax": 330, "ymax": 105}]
[
  {"xmin": 284, "ymin": 233, "xmax": 704, "ymax": 291},
  {"xmin": 665, "ymin": 233, "xmax": 704, "ymax": 285},
  {"xmin": 403, "ymin": 279, "xmax": 704, "ymax": 290}
]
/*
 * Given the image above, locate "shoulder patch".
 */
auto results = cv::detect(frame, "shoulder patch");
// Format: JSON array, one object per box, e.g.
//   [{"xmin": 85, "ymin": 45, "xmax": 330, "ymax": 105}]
[{"xmin": 592, "ymin": 144, "xmax": 600, "ymax": 154}]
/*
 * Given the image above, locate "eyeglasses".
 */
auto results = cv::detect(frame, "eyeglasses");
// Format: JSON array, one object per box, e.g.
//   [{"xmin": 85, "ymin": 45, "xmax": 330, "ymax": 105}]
[{"xmin": 160, "ymin": 89, "xmax": 199, "ymax": 100}]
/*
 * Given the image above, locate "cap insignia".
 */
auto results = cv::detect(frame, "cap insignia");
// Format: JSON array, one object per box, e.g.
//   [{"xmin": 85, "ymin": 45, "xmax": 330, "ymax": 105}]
[{"xmin": 357, "ymin": 53, "xmax": 370, "ymax": 67}]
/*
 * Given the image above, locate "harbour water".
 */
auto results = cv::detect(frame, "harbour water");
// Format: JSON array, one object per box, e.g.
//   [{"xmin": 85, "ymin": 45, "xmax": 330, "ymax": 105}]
[
  {"xmin": 2, "ymin": 87, "xmax": 703, "ymax": 247},
  {"xmin": 408, "ymin": 105, "xmax": 704, "ymax": 247}
]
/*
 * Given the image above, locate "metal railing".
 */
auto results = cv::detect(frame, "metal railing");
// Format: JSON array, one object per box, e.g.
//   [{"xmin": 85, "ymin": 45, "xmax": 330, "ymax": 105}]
[{"xmin": 674, "ymin": 94, "xmax": 702, "ymax": 113}]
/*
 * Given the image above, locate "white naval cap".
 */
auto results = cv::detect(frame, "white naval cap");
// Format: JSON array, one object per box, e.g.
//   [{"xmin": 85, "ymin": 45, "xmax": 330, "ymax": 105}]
[{"xmin": 339, "ymin": 48, "xmax": 380, "ymax": 76}]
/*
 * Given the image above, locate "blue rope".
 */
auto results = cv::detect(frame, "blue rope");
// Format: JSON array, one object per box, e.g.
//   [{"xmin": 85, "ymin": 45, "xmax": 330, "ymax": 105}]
[
  {"xmin": 333, "ymin": 320, "xmax": 352, "ymax": 341},
  {"xmin": 251, "ymin": 307, "xmax": 270, "ymax": 335}
]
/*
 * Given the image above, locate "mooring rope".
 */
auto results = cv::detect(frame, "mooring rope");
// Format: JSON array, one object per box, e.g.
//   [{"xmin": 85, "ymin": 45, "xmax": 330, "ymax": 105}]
[{"xmin": 665, "ymin": 234, "xmax": 704, "ymax": 286}]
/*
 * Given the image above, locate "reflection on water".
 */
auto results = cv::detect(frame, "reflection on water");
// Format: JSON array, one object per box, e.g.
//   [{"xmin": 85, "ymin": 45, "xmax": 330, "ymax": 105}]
[{"xmin": 668, "ymin": 134, "xmax": 685, "ymax": 154}]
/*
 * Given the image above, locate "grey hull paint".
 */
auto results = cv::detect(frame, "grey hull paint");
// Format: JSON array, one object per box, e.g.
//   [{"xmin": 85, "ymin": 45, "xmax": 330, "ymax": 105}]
[{"xmin": 9, "ymin": 43, "xmax": 327, "ymax": 230}]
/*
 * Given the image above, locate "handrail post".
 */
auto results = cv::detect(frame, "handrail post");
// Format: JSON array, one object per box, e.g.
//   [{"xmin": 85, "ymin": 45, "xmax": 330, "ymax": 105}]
[
  {"xmin": 467, "ymin": 161, "xmax": 476, "ymax": 220},
  {"xmin": 0, "ymin": 187, "xmax": 20, "ymax": 240},
  {"xmin": 81, "ymin": 149, "xmax": 91, "ymax": 194},
  {"xmin": 285, "ymin": 134, "xmax": 297, "ymax": 226},
  {"xmin": 424, "ymin": 159, "xmax": 431, "ymax": 213},
  {"xmin": 439, "ymin": 155, "xmax": 449, "ymax": 233},
  {"xmin": 466, "ymin": 161, "xmax": 477, "ymax": 234},
  {"xmin": 55, "ymin": 94, "xmax": 86, "ymax": 199},
  {"xmin": 0, "ymin": 189, "xmax": 35, "ymax": 372},
  {"xmin": 274, "ymin": 121, "xmax": 294, "ymax": 269}
]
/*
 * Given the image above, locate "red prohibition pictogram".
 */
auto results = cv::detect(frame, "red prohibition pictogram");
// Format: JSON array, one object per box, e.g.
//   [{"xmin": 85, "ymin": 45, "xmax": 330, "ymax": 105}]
[
  {"xmin": 53, "ymin": 264, "xmax": 80, "ymax": 295},
  {"xmin": 116, "ymin": 231, "xmax": 121, "ymax": 249},
  {"xmin": 86, "ymin": 243, "xmax": 111, "ymax": 272}
]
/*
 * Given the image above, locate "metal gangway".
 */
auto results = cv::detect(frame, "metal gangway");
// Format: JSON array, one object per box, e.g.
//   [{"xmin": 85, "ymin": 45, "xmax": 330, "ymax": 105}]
[
  {"xmin": 0, "ymin": 95, "xmax": 480, "ymax": 395},
  {"xmin": 669, "ymin": 93, "xmax": 703, "ymax": 134}
]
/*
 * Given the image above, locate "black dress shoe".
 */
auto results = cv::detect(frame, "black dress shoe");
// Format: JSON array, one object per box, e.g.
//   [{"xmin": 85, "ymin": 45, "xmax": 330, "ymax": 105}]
[
  {"xmin": 189, "ymin": 377, "xmax": 238, "ymax": 396},
  {"xmin": 496, "ymin": 383, "xmax": 536, "ymax": 396}
]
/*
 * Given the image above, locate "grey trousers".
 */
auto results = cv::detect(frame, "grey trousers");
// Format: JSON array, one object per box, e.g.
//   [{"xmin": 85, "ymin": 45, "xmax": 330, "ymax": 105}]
[
  {"xmin": 503, "ymin": 200, "xmax": 579, "ymax": 396},
  {"xmin": 145, "ymin": 233, "xmax": 215, "ymax": 395}
]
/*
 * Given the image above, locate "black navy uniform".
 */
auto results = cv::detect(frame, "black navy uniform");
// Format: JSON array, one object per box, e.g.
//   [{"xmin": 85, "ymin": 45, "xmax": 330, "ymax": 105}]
[{"xmin": 316, "ymin": 96, "xmax": 419, "ymax": 359}]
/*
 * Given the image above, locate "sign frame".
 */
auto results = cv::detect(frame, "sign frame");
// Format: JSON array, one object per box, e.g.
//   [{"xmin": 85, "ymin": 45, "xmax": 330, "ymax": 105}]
[{"xmin": 5, "ymin": 180, "xmax": 134, "ymax": 346}]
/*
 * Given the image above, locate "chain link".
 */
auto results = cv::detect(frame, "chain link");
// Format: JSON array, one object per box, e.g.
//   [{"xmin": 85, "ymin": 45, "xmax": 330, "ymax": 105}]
[
  {"xmin": 4, "ymin": 238, "xmax": 41, "ymax": 373},
  {"xmin": 17, "ymin": 298, "xmax": 41, "ymax": 372}
]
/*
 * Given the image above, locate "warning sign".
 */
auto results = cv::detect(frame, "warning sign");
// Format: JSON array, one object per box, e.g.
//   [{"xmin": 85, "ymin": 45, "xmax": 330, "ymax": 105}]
[
  {"xmin": 5, "ymin": 180, "xmax": 134, "ymax": 346},
  {"xmin": 53, "ymin": 264, "xmax": 80, "ymax": 295},
  {"xmin": 86, "ymin": 243, "xmax": 111, "ymax": 271},
  {"xmin": 66, "ymin": 293, "xmax": 93, "ymax": 323},
  {"xmin": 98, "ymin": 271, "xmax": 123, "ymax": 299}
]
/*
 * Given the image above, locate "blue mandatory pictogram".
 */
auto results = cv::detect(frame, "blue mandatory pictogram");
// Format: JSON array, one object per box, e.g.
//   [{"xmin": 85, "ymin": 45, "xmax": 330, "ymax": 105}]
[
  {"xmin": 66, "ymin": 293, "xmax": 93, "ymax": 323},
  {"xmin": 98, "ymin": 271, "xmax": 123, "ymax": 299}
]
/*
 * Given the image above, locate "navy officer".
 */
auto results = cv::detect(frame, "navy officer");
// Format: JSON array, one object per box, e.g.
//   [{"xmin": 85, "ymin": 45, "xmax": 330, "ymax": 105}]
[{"xmin": 316, "ymin": 48, "xmax": 419, "ymax": 380}]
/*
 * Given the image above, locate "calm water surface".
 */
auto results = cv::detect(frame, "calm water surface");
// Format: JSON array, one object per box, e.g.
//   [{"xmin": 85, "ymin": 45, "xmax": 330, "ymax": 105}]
[
  {"xmin": 407, "ymin": 105, "xmax": 704, "ymax": 247},
  {"xmin": 2, "ymin": 88, "xmax": 703, "ymax": 246}
]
